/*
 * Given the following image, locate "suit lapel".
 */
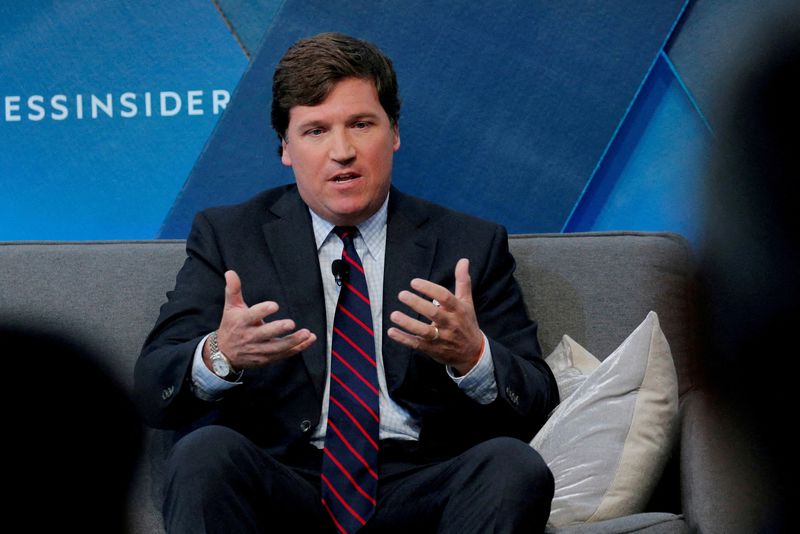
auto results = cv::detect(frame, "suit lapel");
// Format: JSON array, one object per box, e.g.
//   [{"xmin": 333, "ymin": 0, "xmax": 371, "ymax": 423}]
[
  {"xmin": 261, "ymin": 188, "xmax": 328, "ymax": 401},
  {"xmin": 382, "ymin": 190, "xmax": 437, "ymax": 393}
]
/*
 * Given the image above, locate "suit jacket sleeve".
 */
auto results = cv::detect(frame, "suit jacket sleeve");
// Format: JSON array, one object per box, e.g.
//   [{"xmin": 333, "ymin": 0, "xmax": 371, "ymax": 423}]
[
  {"xmin": 477, "ymin": 224, "xmax": 559, "ymax": 435},
  {"xmin": 134, "ymin": 186, "xmax": 329, "ymax": 450},
  {"xmin": 134, "ymin": 210, "xmax": 229, "ymax": 429}
]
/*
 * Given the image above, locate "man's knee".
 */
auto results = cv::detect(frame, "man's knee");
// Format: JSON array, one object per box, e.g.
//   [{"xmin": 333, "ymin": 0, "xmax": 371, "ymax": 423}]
[
  {"xmin": 430, "ymin": 438, "xmax": 553, "ymax": 532},
  {"xmin": 165, "ymin": 424, "xmax": 266, "ymax": 494},
  {"xmin": 168, "ymin": 426, "xmax": 244, "ymax": 470},
  {"xmin": 163, "ymin": 426, "xmax": 276, "ymax": 532},
  {"xmin": 470, "ymin": 437, "xmax": 554, "ymax": 497}
]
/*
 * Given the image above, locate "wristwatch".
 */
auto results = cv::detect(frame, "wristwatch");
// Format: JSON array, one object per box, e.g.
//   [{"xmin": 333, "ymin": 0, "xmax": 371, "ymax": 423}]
[{"xmin": 208, "ymin": 330, "xmax": 235, "ymax": 379}]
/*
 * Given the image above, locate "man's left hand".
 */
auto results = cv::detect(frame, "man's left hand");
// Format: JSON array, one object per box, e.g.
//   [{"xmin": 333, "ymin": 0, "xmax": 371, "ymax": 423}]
[{"xmin": 388, "ymin": 258, "xmax": 484, "ymax": 376}]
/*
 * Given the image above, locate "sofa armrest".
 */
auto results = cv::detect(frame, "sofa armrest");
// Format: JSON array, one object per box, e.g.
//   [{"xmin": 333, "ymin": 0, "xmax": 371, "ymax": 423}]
[{"xmin": 680, "ymin": 390, "xmax": 776, "ymax": 533}]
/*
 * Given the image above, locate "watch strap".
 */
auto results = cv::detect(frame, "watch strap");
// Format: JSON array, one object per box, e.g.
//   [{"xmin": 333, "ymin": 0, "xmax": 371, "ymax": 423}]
[{"xmin": 209, "ymin": 330, "xmax": 235, "ymax": 378}]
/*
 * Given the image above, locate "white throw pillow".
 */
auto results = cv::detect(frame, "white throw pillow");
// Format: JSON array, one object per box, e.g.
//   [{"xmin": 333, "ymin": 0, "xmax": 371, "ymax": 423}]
[
  {"xmin": 531, "ymin": 311, "xmax": 679, "ymax": 527},
  {"xmin": 544, "ymin": 334, "xmax": 601, "ymax": 402}
]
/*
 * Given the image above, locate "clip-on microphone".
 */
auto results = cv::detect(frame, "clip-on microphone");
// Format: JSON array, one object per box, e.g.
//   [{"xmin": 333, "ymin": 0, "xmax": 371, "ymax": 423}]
[{"xmin": 331, "ymin": 259, "xmax": 350, "ymax": 286}]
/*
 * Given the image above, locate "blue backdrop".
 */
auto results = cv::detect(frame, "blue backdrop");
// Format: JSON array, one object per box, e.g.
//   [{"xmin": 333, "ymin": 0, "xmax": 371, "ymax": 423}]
[
  {"xmin": 4, "ymin": 1, "xmax": 785, "ymax": 243},
  {"xmin": 1, "ymin": 1, "xmax": 246, "ymax": 239},
  {"xmin": 160, "ymin": 0, "xmax": 688, "ymax": 238}
]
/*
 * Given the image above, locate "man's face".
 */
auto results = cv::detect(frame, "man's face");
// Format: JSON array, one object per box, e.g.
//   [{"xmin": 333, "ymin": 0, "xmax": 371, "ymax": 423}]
[{"xmin": 281, "ymin": 77, "xmax": 400, "ymax": 226}]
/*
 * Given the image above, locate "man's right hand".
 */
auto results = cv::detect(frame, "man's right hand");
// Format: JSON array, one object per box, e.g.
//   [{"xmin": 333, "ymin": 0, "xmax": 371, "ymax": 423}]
[{"xmin": 203, "ymin": 270, "xmax": 317, "ymax": 372}]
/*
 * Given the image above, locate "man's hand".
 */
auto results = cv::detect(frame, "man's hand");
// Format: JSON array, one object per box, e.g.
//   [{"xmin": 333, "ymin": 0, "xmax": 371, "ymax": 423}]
[
  {"xmin": 203, "ymin": 270, "xmax": 317, "ymax": 371},
  {"xmin": 387, "ymin": 258, "xmax": 484, "ymax": 375}
]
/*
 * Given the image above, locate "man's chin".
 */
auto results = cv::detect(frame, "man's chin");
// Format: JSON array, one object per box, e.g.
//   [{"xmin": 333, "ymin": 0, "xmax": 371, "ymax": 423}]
[{"xmin": 326, "ymin": 203, "xmax": 379, "ymax": 226}]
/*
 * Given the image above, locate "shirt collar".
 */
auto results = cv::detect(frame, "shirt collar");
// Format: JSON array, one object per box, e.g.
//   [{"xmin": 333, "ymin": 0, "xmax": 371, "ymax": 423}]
[{"xmin": 309, "ymin": 193, "xmax": 389, "ymax": 257}]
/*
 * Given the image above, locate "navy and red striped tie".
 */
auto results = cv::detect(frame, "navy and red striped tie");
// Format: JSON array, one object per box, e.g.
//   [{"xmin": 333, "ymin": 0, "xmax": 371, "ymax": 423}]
[{"xmin": 321, "ymin": 226, "xmax": 380, "ymax": 533}]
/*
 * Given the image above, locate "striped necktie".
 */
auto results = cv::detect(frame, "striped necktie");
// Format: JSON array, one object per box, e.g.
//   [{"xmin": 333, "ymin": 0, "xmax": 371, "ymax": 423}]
[{"xmin": 321, "ymin": 226, "xmax": 380, "ymax": 533}]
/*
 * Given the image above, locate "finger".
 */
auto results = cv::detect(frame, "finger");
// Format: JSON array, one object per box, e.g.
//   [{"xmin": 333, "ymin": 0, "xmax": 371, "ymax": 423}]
[
  {"xmin": 386, "ymin": 326, "xmax": 425, "ymax": 350},
  {"xmin": 285, "ymin": 329, "xmax": 317, "ymax": 350},
  {"xmin": 238, "ymin": 330, "xmax": 317, "ymax": 367},
  {"xmin": 260, "ymin": 329, "xmax": 317, "ymax": 355},
  {"xmin": 390, "ymin": 310, "xmax": 438, "ymax": 339},
  {"xmin": 247, "ymin": 300, "xmax": 279, "ymax": 324},
  {"xmin": 408, "ymin": 277, "xmax": 453, "ymax": 305},
  {"xmin": 253, "ymin": 318, "xmax": 298, "ymax": 341},
  {"xmin": 454, "ymin": 258, "xmax": 473, "ymax": 304},
  {"xmin": 224, "ymin": 270, "xmax": 247, "ymax": 309},
  {"xmin": 397, "ymin": 290, "xmax": 440, "ymax": 321},
  {"xmin": 261, "ymin": 329, "xmax": 317, "ymax": 361},
  {"xmin": 289, "ymin": 331, "xmax": 318, "ymax": 353}
]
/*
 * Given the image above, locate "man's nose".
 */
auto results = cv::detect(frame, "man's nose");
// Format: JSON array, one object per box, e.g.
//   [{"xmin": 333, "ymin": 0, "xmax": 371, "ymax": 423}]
[{"xmin": 329, "ymin": 129, "xmax": 356, "ymax": 164}]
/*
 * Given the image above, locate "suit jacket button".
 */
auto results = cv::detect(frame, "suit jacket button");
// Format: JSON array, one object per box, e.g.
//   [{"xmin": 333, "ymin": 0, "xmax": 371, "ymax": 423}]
[
  {"xmin": 300, "ymin": 419, "xmax": 312, "ymax": 432},
  {"xmin": 161, "ymin": 386, "xmax": 174, "ymax": 400}
]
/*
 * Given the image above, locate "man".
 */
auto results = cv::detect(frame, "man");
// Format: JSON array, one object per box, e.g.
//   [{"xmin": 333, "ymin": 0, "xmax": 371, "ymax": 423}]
[{"xmin": 135, "ymin": 32, "xmax": 558, "ymax": 533}]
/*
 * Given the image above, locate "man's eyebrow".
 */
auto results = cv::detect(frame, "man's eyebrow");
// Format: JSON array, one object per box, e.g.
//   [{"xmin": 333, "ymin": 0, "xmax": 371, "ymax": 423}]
[
  {"xmin": 294, "ymin": 118, "xmax": 328, "ymax": 132},
  {"xmin": 293, "ymin": 112, "xmax": 384, "ymax": 133},
  {"xmin": 349, "ymin": 112, "xmax": 381, "ymax": 121}
]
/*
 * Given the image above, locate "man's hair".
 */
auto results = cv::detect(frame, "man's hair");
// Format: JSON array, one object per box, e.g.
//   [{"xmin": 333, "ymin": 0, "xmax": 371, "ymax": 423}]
[{"xmin": 271, "ymin": 32, "xmax": 400, "ymax": 150}]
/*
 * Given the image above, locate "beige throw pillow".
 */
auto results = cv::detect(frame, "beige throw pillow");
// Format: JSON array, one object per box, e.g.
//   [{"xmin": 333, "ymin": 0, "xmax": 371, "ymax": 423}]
[{"xmin": 531, "ymin": 311, "xmax": 679, "ymax": 527}]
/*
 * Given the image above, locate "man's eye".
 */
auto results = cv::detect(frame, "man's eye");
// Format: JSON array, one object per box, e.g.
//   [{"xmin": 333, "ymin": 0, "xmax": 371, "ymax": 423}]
[
  {"xmin": 306, "ymin": 128, "xmax": 324, "ymax": 136},
  {"xmin": 353, "ymin": 121, "xmax": 369, "ymax": 129}
]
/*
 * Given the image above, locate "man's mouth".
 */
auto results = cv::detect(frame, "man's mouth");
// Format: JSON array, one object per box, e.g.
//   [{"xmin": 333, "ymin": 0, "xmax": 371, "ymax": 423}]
[{"xmin": 332, "ymin": 173, "xmax": 360, "ymax": 183}]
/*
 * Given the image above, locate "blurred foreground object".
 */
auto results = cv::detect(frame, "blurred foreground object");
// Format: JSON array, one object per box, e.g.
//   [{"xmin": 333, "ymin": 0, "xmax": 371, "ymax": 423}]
[
  {"xmin": 697, "ymin": 6, "xmax": 800, "ymax": 532},
  {"xmin": 3, "ymin": 325, "xmax": 143, "ymax": 532}
]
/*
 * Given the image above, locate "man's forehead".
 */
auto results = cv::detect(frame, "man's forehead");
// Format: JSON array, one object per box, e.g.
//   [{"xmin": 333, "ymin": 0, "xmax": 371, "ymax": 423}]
[{"xmin": 287, "ymin": 78, "xmax": 385, "ymax": 126}]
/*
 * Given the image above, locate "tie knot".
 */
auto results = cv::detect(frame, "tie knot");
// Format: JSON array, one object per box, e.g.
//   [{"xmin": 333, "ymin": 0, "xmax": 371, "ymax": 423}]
[{"xmin": 334, "ymin": 226, "xmax": 358, "ymax": 244}]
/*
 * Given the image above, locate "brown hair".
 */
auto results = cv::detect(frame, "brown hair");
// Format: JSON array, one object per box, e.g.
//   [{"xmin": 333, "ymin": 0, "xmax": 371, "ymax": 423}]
[{"xmin": 271, "ymin": 32, "xmax": 400, "ymax": 151}]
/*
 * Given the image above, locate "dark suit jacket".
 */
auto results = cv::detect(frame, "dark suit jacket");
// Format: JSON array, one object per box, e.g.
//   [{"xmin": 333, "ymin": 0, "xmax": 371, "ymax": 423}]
[{"xmin": 135, "ymin": 185, "xmax": 557, "ymax": 461}]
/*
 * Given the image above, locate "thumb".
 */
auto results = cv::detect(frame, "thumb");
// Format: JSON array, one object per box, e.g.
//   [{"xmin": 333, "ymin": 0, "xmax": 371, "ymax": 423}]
[
  {"xmin": 224, "ymin": 270, "xmax": 247, "ymax": 309},
  {"xmin": 454, "ymin": 258, "xmax": 473, "ymax": 304}
]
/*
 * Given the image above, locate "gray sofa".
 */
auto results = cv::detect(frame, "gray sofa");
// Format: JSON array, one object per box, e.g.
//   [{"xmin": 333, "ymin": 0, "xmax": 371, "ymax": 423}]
[{"xmin": 0, "ymin": 232, "xmax": 731, "ymax": 533}]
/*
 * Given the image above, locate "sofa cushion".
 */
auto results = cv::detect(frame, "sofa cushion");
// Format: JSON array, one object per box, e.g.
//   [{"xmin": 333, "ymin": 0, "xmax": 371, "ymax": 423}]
[
  {"xmin": 545, "ymin": 512, "xmax": 687, "ymax": 533},
  {"xmin": 531, "ymin": 312, "xmax": 679, "ymax": 527}
]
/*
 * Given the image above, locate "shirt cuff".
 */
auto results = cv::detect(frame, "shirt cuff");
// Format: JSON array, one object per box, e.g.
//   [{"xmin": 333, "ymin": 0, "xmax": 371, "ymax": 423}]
[
  {"xmin": 447, "ymin": 333, "xmax": 498, "ymax": 405},
  {"xmin": 191, "ymin": 333, "xmax": 242, "ymax": 401}
]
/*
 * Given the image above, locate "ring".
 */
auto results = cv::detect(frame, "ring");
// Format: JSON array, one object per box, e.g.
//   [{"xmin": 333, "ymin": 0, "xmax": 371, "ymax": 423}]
[
  {"xmin": 430, "ymin": 325, "xmax": 440, "ymax": 341},
  {"xmin": 432, "ymin": 298, "xmax": 441, "ymax": 307}
]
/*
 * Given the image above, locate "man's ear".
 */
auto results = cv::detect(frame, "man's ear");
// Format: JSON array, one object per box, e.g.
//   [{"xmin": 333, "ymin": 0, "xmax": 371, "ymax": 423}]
[
  {"xmin": 392, "ymin": 122, "xmax": 401, "ymax": 152},
  {"xmin": 281, "ymin": 138, "xmax": 292, "ymax": 167}
]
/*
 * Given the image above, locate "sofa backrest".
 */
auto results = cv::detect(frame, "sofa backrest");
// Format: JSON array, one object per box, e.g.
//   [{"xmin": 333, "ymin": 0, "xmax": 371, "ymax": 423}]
[
  {"xmin": 0, "ymin": 232, "xmax": 697, "ymax": 395},
  {"xmin": 0, "ymin": 240, "xmax": 187, "ymax": 390},
  {"xmin": 509, "ymin": 231, "xmax": 697, "ymax": 395}
]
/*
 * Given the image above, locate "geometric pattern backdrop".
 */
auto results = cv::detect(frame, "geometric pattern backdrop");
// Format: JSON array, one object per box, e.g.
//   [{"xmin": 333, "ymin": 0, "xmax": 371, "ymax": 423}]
[
  {"xmin": 3, "ymin": 0, "xmax": 793, "ymax": 243},
  {"xmin": 1, "ymin": 1, "xmax": 246, "ymax": 239},
  {"xmin": 159, "ymin": 0, "xmax": 689, "ymax": 238}
]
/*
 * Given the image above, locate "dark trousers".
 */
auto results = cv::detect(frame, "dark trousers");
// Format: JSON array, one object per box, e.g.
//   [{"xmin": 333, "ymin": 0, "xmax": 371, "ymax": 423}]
[{"xmin": 163, "ymin": 425, "xmax": 554, "ymax": 533}]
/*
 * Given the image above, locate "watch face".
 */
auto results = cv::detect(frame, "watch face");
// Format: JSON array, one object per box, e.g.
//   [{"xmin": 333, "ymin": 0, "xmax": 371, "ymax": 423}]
[{"xmin": 211, "ymin": 356, "xmax": 230, "ymax": 377}]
